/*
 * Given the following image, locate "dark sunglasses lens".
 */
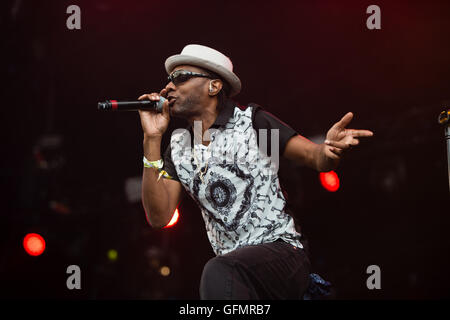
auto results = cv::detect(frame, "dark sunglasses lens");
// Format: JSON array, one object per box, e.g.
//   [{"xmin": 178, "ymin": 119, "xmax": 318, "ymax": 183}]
[{"xmin": 172, "ymin": 73, "xmax": 191, "ymax": 85}]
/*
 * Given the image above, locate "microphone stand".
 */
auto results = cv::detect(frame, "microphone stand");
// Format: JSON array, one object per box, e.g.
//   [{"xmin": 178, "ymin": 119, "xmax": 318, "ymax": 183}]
[{"xmin": 438, "ymin": 109, "xmax": 450, "ymax": 191}]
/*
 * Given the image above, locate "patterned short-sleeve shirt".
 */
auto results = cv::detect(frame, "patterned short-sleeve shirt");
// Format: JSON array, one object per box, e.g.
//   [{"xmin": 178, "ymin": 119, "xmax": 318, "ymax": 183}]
[{"xmin": 163, "ymin": 99, "xmax": 303, "ymax": 256}]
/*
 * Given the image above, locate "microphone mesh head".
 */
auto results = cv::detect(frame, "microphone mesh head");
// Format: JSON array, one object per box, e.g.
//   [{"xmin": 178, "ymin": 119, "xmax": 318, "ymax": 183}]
[{"xmin": 156, "ymin": 97, "xmax": 166, "ymax": 112}]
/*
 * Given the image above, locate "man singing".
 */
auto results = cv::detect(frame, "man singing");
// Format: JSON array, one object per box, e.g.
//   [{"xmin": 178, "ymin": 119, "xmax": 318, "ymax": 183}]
[{"xmin": 137, "ymin": 44, "xmax": 373, "ymax": 299}]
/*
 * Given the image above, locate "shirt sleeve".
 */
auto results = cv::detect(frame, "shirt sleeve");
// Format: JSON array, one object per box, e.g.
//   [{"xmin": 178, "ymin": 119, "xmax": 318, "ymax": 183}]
[
  {"xmin": 162, "ymin": 143, "xmax": 180, "ymax": 182},
  {"xmin": 251, "ymin": 104, "xmax": 299, "ymax": 156}
]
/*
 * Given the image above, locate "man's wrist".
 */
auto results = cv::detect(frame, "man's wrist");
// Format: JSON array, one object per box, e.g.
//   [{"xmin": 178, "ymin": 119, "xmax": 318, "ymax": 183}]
[
  {"xmin": 143, "ymin": 133, "xmax": 163, "ymax": 142},
  {"xmin": 317, "ymin": 143, "xmax": 339, "ymax": 172},
  {"xmin": 143, "ymin": 135, "xmax": 162, "ymax": 161}
]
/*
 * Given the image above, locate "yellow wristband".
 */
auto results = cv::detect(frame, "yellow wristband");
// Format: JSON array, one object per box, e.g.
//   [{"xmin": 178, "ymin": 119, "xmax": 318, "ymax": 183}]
[
  {"xmin": 143, "ymin": 157, "xmax": 163, "ymax": 169},
  {"xmin": 143, "ymin": 157, "xmax": 173, "ymax": 181}
]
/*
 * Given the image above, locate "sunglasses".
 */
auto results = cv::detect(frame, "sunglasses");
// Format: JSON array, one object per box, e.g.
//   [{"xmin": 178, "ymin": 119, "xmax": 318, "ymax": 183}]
[{"xmin": 167, "ymin": 70, "xmax": 212, "ymax": 86}]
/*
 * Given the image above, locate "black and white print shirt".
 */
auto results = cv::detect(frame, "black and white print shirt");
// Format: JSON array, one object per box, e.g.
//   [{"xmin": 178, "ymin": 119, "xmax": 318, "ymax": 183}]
[{"xmin": 163, "ymin": 99, "xmax": 304, "ymax": 256}]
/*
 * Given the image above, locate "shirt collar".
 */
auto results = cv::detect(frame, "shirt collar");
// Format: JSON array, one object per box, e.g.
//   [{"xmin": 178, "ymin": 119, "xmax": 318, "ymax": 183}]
[
  {"xmin": 187, "ymin": 99, "xmax": 236, "ymax": 145},
  {"xmin": 187, "ymin": 99, "xmax": 236, "ymax": 132},
  {"xmin": 210, "ymin": 99, "xmax": 236, "ymax": 128}
]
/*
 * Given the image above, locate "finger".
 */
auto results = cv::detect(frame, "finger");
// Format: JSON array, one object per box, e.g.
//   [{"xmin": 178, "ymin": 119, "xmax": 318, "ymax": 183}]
[
  {"xmin": 161, "ymin": 96, "xmax": 170, "ymax": 117},
  {"xmin": 159, "ymin": 88, "xmax": 168, "ymax": 98},
  {"xmin": 137, "ymin": 109, "xmax": 152, "ymax": 118},
  {"xmin": 149, "ymin": 94, "xmax": 161, "ymax": 101},
  {"xmin": 325, "ymin": 140, "xmax": 350, "ymax": 149},
  {"xmin": 327, "ymin": 149, "xmax": 340, "ymax": 160},
  {"xmin": 138, "ymin": 93, "xmax": 161, "ymax": 101},
  {"xmin": 138, "ymin": 94, "xmax": 149, "ymax": 101},
  {"xmin": 335, "ymin": 112, "xmax": 354, "ymax": 129},
  {"xmin": 347, "ymin": 129, "xmax": 374, "ymax": 137},
  {"xmin": 350, "ymin": 138, "xmax": 359, "ymax": 146},
  {"xmin": 329, "ymin": 147, "xmax": 343, "ymax": 157}
]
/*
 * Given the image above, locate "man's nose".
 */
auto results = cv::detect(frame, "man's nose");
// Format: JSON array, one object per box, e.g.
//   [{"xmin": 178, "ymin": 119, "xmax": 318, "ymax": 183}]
[
  {"xmin": 164, "ymin": 81, "xmax": 176, "ymax": 92},
  {"xmin": 160, "ymin": 81, "xmax": 175, "ymax": 97}
]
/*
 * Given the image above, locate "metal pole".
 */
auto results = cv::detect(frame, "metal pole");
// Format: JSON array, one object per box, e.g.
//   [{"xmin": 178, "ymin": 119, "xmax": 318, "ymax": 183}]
[
  {"xmin": 438, "ymin": 110, "xmax": 450, "ymax": 191},
  {"xmin": 445, "ymin": 125, "xmax": 450, "ymax": 191}
]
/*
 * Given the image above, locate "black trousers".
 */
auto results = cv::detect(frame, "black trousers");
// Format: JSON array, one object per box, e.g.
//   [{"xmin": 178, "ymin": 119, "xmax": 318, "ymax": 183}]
[{"xmin": 199, "ymin": 239, "xmax": 311, "ymax": 299}]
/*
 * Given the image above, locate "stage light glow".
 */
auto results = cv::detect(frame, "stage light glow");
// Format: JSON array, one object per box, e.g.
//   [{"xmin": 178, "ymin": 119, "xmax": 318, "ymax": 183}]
[
  {"xmin": 160, "ymin": 266, "xmax": 170, "ymax": 277},
  {"xmin": 107, "ymin": 249, "xmax": 118, "ymax": 261},
  {"xmin": 23, "ymin": 233, "xmax": 46, "ymax": 256},
  {"xmin": 319, "ymin": 171, "xmax": 340, "ymax": 192},
  {"xmin": 164, "ymin": 208, "xmax": 179, "ymax": 228}
]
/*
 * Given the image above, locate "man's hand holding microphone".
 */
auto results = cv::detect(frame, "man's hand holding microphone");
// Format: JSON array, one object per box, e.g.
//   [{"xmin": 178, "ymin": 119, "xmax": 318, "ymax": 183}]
[{"xmin": 137, "ymin": 88, "xmax": 171, "ymax": 162}]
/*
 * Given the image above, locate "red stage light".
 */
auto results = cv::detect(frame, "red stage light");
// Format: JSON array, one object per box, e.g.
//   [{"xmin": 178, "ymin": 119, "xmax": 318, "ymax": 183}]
[
  {"xmin": 319, "ymin": 171, "xmax": 340, "ymax": 192},
  {"xmin": 164, "ymin": 208, "xmax": 180, "ymax": 228},
  {"xmin": 23, "ymin": 233, "xmax": 46, "ymax": 256}
]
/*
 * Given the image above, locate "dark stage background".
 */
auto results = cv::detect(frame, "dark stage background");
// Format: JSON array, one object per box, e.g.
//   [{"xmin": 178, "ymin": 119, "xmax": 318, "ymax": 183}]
[{"xmin": 1, "ymin": 0, "xmax": 449, "ymax": 299}]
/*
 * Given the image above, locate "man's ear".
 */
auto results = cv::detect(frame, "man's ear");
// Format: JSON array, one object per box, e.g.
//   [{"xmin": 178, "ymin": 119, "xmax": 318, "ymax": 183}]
[{"xmin": 208, "ymin": 80, "xmax": 223, "ymax": 96}]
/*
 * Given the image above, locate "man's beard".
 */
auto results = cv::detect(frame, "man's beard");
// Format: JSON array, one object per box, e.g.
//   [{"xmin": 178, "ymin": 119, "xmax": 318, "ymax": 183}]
[{"xmin": 170, "ymin": 95, "xmax": 202, "ymax": 119}]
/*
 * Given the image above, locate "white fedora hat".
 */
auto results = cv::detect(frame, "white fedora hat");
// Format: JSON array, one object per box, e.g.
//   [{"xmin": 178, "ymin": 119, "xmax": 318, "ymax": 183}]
[{"xmin": 165, "ymin": 44, "xmax": 242, "ymax": 97}]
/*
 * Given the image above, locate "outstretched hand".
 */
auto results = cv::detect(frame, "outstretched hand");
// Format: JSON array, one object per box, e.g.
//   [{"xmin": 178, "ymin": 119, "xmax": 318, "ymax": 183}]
[{"xmin": 323, "ymin": 112, "xmax": 374, "ymax": 160}]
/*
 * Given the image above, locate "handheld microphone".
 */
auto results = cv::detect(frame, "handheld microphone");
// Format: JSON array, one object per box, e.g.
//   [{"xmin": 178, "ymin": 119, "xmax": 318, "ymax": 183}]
[{"xmin": 97, "ymin": 97, "xmax": 167, "ymax": 112}]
